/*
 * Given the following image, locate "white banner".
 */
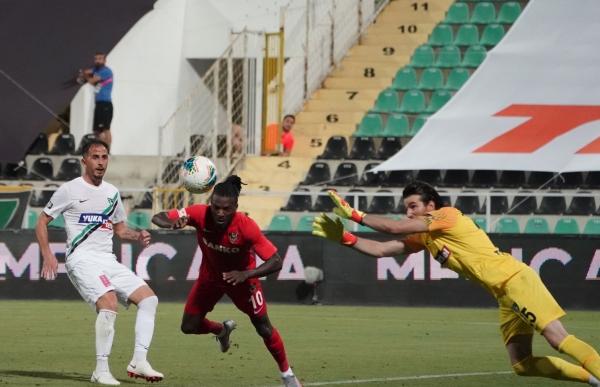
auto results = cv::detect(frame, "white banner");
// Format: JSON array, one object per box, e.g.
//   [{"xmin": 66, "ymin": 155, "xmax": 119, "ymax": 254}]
[{"xmin": 374, "ymin": 0, "xmax": 600, "ymax": 173}]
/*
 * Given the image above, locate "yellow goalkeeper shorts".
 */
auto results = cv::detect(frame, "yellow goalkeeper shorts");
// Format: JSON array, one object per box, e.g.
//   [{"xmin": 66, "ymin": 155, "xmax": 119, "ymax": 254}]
[{"xmin": 497, "ymin": 265, "xmax": 565, "ymax": 345}]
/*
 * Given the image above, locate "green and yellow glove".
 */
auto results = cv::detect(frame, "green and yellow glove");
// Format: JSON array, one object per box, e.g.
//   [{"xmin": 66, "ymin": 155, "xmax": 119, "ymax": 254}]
[
  {"xmin": 329, "ymin": 190, "xmax": 366, "ymax": 224},
  {"xmin": 312, "ymin": 213, "xmax": 357, "ymax": 246}
]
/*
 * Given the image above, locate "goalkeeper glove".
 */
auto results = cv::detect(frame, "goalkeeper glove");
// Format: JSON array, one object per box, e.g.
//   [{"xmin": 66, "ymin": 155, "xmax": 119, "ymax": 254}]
[
  {"xmin": 312, "ymin": 213, "xmax": 357, "ymax": 246},
  {"xmin": 329, "ymin": 190, "xmax": 366, "ymax": 224}
]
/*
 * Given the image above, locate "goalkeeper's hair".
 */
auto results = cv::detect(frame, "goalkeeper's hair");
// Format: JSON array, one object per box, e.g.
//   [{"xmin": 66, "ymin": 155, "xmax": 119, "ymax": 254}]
[
  {"xmin": 402, "ymin": 181, "xmax": 444, "ymax": 209},
  {"xmin": 212, "ymin": 175, "xmax": 245, "ymax": 201}
]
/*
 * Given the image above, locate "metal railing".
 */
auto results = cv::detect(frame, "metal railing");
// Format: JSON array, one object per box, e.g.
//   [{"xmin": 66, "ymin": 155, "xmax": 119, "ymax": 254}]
[
  {"xmin": 281, "ymin": 0, "xmax": 384, "ymax": 115},
  {"xmin": 157, "ymin": 31, "xmax": 264, "ymax": 194}
]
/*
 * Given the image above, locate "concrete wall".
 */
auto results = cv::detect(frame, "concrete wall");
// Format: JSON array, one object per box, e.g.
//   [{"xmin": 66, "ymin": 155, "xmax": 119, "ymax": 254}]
[{"xmin": 70, "ymin": 0, "xmax": 287, "ymax": 156}]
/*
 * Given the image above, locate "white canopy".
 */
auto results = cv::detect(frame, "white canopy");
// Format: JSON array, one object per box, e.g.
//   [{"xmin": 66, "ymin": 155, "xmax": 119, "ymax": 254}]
[{"xmin": 374, "ymin": 0, "xmax": 600, "ymax": 173}]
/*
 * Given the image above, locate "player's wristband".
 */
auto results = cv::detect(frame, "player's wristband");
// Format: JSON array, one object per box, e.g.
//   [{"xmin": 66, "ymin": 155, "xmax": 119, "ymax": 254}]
[{"xmin": 340, "ymin": 231, "xmax": 357, "ymax": 246}]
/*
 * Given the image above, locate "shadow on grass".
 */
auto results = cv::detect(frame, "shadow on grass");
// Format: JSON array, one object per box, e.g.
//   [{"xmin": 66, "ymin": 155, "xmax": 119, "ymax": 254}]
[{"xmin": 0, "ymin": 370, "xmax": 136, "ymax": 384}]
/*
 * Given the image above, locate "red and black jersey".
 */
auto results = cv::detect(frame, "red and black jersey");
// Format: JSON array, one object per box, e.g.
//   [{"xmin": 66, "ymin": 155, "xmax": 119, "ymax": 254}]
[{"xmin": 168, "ymin": 205, "xmax": 277, "ymax": 282}]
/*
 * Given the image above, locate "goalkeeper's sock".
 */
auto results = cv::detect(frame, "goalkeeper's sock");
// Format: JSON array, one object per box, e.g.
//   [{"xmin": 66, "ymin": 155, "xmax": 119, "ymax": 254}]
[
  {"xmin": 559, "ymin": 335, "xmax": 600, "ymax": 380},
  {"xmin": 512, "ymin": 355, "xmax": 590, "ymax": 383},
  {"xmin": 263, "ymin": 327, "xmax": 289, "ymax": 372}
]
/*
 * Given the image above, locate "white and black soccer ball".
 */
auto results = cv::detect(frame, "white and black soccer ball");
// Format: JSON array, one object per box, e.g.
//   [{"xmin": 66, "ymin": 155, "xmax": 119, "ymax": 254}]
[{"xmin": 178, "ymin": 156, "xmax": 218, "ymax": 194}]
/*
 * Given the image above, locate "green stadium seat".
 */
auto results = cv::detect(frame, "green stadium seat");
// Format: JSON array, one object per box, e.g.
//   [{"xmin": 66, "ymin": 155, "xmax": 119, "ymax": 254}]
[
  {"xmin": 583, "ymin": 219, "xmax": 600, "ymax": 234},
  {"xmin": 369, "ymin": 89, "xmax": 399, "ymax": 114},
  {"xmin": 427, "ymin": 25, "xmax": 453, "ymax": 46},
  {"xmin": 470, "ymin": 2, "xmax": 496, "ymax": 24},
  {"xmin": 268, "ymin": 214, "xmax": 293, "ymax": 231},
  {"xmin": 495, "ymin": 217, "xmax": 520, "ymax": 233},
  {"xmin": 462, "ymin": 45, "xmax": 486, "ymax": 67},
  {"xmin": 418, "ymin": 68, "xmax": 444, "ymax": 90},
  {"xmin": 355, "ymin": 114, "xmax": 383, "ymax": 136},
  {"xmin": 442, "ymin": 3, "xmax": 470, "ymax": 24},
  {"xmin": 27, "ymin": 210, "xmax": 38, "ymax": 229},
  {"xmin": 524, "ymin": 218, "xmax": 550, "ymax": 234},
  {"xmin": 445, "ymin": 68, "xmax": 470, "ymax": 90},
  {"xmin": 553, "ymin": 218, "xmax": 579, "ymax": 234},
  {"xmin": 496, "ymin": 2, "xmax": 521, "ymax": 24},
  {"xmin": 392, "ymin": 67, "xmax": 418, "ymax": 90},
  {"xmin": 127, "ymin": 211, "xmax": 150, "ymax": 229},
  {"xmin": 435, "ymin": 45, "xmax": 461, "ymax": 68},
  {"xmin": 424, "ymin": 90, "xmax": 452, "ymax": 113},
  {"xmin": 49, "ymin": 214, "xmax": 65, "ymax": 228},
  {"xmin": 296, "ymin": 215, "xmax": 316, "ymax": 231},
  {"xmin": 454, "ymin": 24, "xmax": 479, "ymax": 46},
  {"xmin": 471, "ymin": 217, "xmax": 487, "ymax": 231},
  {"xmin": 387, "ymin": 215, "xmax": 402, "ymax": 220},
  {"xmin": 408, "ymin": 45, "xmax": 435, "ymax": 68},
  {"xmin": 381, "ymin": 114, "xmax": 410, "ymax": 137},
  {"xmin": 480, "ymin": 24, "xmax": 505, "ymax": 46},
  {"xmin": 410, "ymin": 114, "xmax": 430, "ymax": 136},
  {"xmin": 395, "ymin": 89, "xmax": 425, "ymax": 114}
]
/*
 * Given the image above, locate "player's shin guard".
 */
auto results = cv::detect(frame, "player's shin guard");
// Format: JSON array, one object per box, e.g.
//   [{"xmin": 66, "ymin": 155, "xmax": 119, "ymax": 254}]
[
  {"xmin": 263, "ymin": 327, "xmax": 290, "ymax": 372},
  {"xmin": 512, "ymin": 355, "xmax": 591, "ymax": 383},
  {"xmin": 132, "ymin": 296, "xmax": 158, "ymax": 364},
  {"xmin": 96, "ymin": 310, "xmax": 117, "ymax": 372},
  {"xmin": 559, "ymin": 335, "xmax": 600, "ymax": 380},
  {"xmin": 195, "ymin": 318, "xmax": 223, "ymax": 335}
]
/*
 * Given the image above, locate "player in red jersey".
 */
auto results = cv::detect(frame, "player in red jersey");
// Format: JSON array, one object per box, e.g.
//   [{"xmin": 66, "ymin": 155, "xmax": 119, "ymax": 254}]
[{"xmin": 151, "ymin": 176, "xmax": 301, "ymax": 387}]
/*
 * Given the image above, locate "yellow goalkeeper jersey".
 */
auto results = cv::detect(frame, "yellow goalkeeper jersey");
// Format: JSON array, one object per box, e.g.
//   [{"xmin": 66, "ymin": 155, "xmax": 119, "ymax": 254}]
[{"xmin": 402, "ymin": 207, "xmax": 526, "ymax": 297}]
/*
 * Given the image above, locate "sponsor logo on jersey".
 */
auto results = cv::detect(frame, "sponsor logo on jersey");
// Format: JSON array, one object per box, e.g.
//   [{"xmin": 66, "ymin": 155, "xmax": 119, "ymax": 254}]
[
  {"xmin": 434, "ymin": 245, "xmax": 451, "ymax": 264},
  {"xmin": 46, "ymin": 201, "xmax": 53, "ymax": 209},
  {"xmin": 228, "ymin": 232, "xmax": 239, "ymax": 243},
  {"xmin": 202, "ymin": 237, "xmax": 240, "ymax": 253},
  {"xmin": 78, "ymin": 213, "xmax": 113, "ymax": 230},
  {"xmin": 177, "ymin": 208, "xmax": 187, "ymax": 218}
]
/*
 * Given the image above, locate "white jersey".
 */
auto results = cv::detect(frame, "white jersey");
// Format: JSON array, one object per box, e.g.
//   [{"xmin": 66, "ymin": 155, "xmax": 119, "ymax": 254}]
[{"xmin": 44, "ymin": 177, "xmax": 127, "ymax": 258}]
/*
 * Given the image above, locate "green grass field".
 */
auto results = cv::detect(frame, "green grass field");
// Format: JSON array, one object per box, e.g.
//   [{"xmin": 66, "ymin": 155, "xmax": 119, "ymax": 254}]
[{"xmin": 0, "ymin": 301, "xmax": 599, "ymax": 387}]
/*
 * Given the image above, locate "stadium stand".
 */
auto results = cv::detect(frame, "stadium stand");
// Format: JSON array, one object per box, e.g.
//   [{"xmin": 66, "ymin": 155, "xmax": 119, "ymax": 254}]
[
  {"xmin": 53, "ymin": 158, "xmax": 81, "ymax": 181},
  {"xmin": 26, "ymin": 133, "xmax": 48, "ymax": 155},
  {"xmin": 49, "ymin": 133, "xmax": 76, "ymax": 155},
  {"xmin": 23, "ymin": 158, "xmax": 53, "ymax": 180}
]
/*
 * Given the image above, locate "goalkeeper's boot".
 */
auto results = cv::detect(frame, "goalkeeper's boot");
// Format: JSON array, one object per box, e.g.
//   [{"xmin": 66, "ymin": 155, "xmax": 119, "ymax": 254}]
[
  {"xmin": 91, "ymin": 370, "xmax": 120, "ymax": 385},
  {"xmin": 282, "ymin": 374, "xmax": 302, "ymax": 387},
  {"xmin": 216, "ymin": 320, "xmax": 236, "ymax": 353},
  {"xmin": 127, "ymin": 361, "xmax": 164, "ymax": 383}
]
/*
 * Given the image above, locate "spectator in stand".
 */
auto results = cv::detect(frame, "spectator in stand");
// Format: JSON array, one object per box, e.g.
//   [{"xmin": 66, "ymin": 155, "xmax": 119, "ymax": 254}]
[
  {"xmin": 77, "ymin": 52, "xmax": 114, "ymax": 148},
  {"xmin": 280, "ymin": 114, "xmax": 295, "ymax": 157}
]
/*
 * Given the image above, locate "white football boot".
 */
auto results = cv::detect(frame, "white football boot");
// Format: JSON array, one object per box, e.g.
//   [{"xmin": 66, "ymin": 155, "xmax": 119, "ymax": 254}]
[
  {"xmin": 127, "ymin": 361, "xmax": 164, "ymax": 383},
  {"xmin": 91, "ymin": 370, "xmax": 120, "ymax": 385},
  {"xmin": 216, "ymin": 320, "xmax": 236, "ymax": 353},
  {"xmin": 282, "ymin": 374, "xmax": 302, "ymax": 387}
]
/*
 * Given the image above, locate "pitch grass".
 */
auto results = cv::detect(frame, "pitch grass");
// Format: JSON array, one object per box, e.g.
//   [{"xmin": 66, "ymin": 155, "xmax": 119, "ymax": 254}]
[{"xmin": 0, "ymin": 301, "xmax": 599, "ymax": 387}]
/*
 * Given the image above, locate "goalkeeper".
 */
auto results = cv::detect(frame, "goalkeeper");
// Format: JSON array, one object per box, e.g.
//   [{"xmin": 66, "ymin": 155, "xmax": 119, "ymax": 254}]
[{"xmin": 312, "ymin": 181, "xmax": 600, "ymax": 386}]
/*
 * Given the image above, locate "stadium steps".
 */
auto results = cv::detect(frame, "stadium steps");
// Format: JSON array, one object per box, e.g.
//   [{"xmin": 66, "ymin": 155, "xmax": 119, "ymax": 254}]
[{"xmin": 235, "ymin": 157, "xmax": 314, "ymax": 229}]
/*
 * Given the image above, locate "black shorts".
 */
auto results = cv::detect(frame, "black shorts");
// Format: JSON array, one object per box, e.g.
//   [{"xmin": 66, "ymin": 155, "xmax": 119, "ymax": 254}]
[{"xmin": 93, "ymin": 101, "xmax": 113, "ymax": 131}]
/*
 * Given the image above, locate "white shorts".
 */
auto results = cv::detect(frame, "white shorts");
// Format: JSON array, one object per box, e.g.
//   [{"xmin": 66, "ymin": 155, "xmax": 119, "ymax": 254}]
[{"xmin": 66, "ymin": 252, "xmax": 147, "ymax": 310}]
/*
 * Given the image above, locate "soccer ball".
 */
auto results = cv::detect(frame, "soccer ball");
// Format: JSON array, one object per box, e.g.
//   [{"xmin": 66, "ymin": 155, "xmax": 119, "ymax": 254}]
[{"xmin": 178, "ymin": 156, "xmax": 217, "ymax": 194}]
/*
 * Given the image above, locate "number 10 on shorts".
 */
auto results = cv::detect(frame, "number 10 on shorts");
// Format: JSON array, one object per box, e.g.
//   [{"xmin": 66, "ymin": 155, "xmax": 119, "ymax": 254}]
[{"xmin": 250, "ymin": 290, "xmax": 264, "ymax": 314}]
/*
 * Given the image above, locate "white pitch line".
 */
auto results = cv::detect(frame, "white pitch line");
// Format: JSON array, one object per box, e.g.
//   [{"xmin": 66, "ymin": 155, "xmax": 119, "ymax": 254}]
[{"xmin": 263, "ymin": 371, "xmax": 513, "ymax": 387}]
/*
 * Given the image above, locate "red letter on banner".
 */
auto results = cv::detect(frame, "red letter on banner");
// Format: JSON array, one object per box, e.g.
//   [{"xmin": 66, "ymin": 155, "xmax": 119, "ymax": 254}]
[{"xmin": 474, "ymin": 105, "xmax": 600, "ymax": 153}]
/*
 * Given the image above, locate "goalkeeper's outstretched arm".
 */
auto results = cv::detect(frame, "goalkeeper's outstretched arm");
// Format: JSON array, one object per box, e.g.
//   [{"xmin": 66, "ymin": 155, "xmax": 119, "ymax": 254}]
[
  {"xmin": 312, "ymin": 213, "xmax": 415, "ymax": 257},
  {"xmin": 352, "ymin": 237, "xmax": 409, "ymax": 258}
]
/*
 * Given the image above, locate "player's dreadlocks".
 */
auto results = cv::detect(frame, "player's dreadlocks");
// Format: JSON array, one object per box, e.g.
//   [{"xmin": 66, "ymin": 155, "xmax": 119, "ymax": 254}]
[
  {"xmin": 402, "ymin": 181, "xmax": 444, "ymax": 209},
  {"xmin": 212, "ymin": 175, "xmax": 245, "ymax": 200}
]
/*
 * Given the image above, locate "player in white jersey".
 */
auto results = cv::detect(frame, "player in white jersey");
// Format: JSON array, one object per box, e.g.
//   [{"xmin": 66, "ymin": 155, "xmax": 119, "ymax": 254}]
[{"xmin": 35, "ymin": 140, "xmax": 164, "ymax": 385}]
